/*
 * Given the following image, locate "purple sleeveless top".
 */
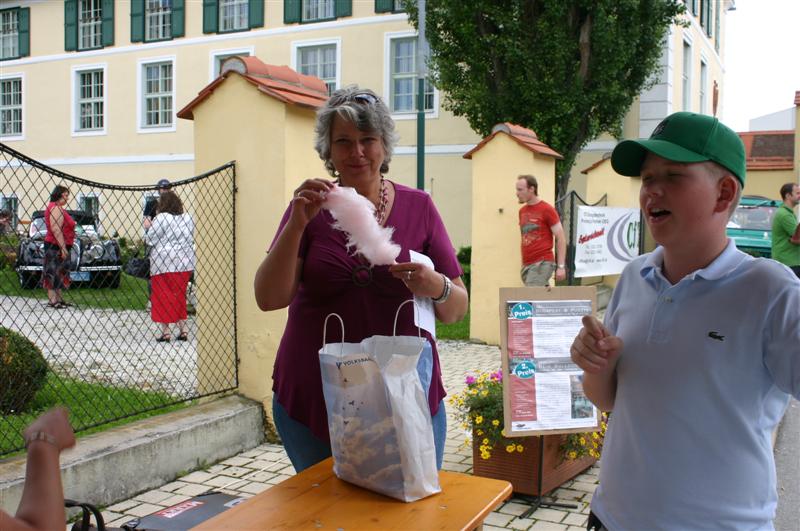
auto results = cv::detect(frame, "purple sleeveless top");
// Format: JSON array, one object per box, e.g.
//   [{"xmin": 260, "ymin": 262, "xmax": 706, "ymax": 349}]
[{"xmin": 270, "ymin": 182, "xmax": 463, "ymax": 442}]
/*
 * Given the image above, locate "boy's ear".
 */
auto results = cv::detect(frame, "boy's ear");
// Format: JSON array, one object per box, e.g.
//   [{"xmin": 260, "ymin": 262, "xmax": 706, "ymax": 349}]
[{"xmin": 715, "ymin": 175, "xmax": 738, "ymax": 213}]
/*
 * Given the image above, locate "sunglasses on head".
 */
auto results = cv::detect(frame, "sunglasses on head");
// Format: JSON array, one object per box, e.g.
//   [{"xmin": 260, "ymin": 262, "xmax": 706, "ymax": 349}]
[{"xmin": 352, "ymin": 92, "xmax": 378, "ymax": 105}]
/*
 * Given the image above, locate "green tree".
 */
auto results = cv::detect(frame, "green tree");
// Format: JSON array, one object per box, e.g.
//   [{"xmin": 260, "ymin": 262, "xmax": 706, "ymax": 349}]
[{"xmin": 406, "ymin": 0, "xmax": 686, "ymax": 202}]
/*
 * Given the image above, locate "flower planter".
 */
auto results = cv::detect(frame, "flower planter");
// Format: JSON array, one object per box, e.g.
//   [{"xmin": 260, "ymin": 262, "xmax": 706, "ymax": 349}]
[{"xmin": 471, "ymin": 434, "xmax": 596, "ymax": 496}]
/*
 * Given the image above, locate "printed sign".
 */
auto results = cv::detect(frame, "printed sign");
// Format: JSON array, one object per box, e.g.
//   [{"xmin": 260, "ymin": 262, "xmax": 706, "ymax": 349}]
[{"xmin": 574, "ymin": 206, "xmax": 641, "ymax": 278}]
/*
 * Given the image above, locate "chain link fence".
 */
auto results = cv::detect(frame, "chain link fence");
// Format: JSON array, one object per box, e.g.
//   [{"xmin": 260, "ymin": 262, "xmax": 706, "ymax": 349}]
[{"xmin": 0, "ymin": 143, "xmax": 238, "ymax": 456}]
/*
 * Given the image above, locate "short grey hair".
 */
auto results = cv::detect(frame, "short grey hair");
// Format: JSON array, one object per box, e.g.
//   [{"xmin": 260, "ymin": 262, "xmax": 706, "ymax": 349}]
[{"xmin": 314, "ymin": 85, "xmax": 399, "ymax": 177}]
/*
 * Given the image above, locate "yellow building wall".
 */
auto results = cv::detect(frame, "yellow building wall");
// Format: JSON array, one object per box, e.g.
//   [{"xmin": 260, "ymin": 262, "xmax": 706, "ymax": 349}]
[
  {"xmin": 469, "ymin": 134, "xmax": 557, "ymax": 345},
  {"xmin": 187, "ymin": 73, "xmax": 324, "ymax": 413},
  {"xmin": 744, "ymin": 170, "xmax": 797, "ymax": 199}
]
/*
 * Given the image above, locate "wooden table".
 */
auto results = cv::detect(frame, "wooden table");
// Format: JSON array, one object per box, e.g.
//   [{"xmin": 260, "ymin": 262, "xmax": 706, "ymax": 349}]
[{"xmin": 192, "ymin": 458, "xmax": 512, "ymax": 530}]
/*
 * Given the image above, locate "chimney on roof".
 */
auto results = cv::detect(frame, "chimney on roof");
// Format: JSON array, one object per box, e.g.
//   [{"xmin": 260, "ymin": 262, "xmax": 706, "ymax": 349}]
[{"xmin": 795, "ymin": 90, "xmax": 800, "ymax": 106}]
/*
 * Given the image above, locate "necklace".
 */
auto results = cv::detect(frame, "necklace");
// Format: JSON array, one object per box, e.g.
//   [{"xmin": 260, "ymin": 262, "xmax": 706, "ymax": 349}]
[
  {"xmin": 374, "ymin": 177, "xmax": 388, "ymax": 225},
  {"xmin": 334, "ymin": 176, "xmax": 388, "ymax": 225}
]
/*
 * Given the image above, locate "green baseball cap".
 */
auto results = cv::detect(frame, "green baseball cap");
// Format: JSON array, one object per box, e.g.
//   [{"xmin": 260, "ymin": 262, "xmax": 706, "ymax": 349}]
[{"xmin": 611, "ymin": 111, "xmax": 746, "ymax": 186}]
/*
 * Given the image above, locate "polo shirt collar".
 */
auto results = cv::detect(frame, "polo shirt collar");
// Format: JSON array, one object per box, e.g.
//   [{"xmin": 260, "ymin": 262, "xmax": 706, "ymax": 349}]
[{"xmin": 639, "ymin": 239, "xmax": 747, "ymax": 283}]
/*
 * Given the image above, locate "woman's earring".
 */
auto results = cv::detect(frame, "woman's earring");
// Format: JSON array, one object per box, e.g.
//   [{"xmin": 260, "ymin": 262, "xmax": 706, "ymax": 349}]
[{"xmin": 333, "ymin": 169, "xmax": 340, "ymax": 177}]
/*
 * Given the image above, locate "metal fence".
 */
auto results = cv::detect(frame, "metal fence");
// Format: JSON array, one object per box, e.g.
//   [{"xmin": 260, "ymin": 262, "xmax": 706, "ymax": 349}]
[{"xmin": 0, "ymin": 143, "xmax": 238, "ymax": 456}]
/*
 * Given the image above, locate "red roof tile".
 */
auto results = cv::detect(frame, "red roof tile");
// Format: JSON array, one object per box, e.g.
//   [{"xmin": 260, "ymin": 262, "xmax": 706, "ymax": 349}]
[
  {"xmin": 177, "ymin": 56, "xmax": 328, "ymax": 120},
  {"xmin": 738, "ymin": 130, "xmax": 794, "ymax": 171},
  {"xmin": 463, "ymin": 122, "xmax": 563, "ymax": 160},
  {"xmin": 580, "ymin": 153, "xmax": 612, "ymax": 174}
]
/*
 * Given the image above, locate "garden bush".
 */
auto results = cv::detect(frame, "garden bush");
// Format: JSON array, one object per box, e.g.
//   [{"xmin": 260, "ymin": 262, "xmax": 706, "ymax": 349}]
[{"xmin": 0, "ymin": 327, "xmax": 49, "ymax": 414}]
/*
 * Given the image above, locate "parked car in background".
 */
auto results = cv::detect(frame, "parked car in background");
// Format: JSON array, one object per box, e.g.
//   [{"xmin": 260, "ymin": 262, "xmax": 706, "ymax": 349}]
[
  {"xmin": 726, "ymin": 195, "xmax": 781, "ymax": 258},
  {"xmin": 15, "ymin": 210, "xmax": 122, "ymax": 289}
]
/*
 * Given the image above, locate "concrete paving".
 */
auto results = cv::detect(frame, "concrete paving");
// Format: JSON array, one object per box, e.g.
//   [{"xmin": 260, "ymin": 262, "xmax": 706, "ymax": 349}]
[{"xmin": 101, "ymin": 340, "xmax": 599, "ymax": 530}]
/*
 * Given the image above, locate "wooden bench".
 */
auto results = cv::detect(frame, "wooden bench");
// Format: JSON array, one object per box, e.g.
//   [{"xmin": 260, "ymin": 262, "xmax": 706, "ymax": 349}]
[{"xmin": 192, "ymin": 457, "xmax": 512, "ymax": 530}]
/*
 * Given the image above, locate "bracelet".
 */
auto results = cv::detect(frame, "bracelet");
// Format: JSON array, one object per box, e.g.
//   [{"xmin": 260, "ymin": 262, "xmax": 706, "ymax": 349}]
[
  {"xmin": 24, "ymin": 431, "xmax": 57, "ymax": 449},
  {"xmin": 557, "ymin": 264, "xmax": 565, "ymax": 269},
  {"xmin": 432, "ymin": 274, "xmax": 452, "ymax": 304}
]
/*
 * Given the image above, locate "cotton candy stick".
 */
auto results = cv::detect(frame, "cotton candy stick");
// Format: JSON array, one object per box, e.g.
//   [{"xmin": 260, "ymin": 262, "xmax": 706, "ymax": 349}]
[{"xmin": 323, "ymin": 185, "xmax": 400, "ymax": 266}]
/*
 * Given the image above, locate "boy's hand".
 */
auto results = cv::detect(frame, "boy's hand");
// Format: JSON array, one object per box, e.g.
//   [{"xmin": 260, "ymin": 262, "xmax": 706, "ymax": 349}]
[{"xmin": 571, "ymin": 315, "xmax": 623, "ymax": 374}]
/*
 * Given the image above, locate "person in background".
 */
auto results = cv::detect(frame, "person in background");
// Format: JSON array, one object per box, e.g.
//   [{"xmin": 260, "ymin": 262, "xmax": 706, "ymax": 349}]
[
  {"xmin": 43, "ymin": 185, "xmax": 75, "ymax": 309},
  {"xmin": 143, "ymin": 179, "xmax": 171, "ymax": 228},
  {"xmin": 571, "ymin": 112, "xmax": 800, "ymax": 530},
  {"xmin": 0, "ymin": 407, "xmax": 76, "ymax": 531},
  {"xmin": 515, "ymin": 175, "xmax": 567, "ymax": 286},
  {"xmin": 0, "ymin": 209, "xmax": 10, "ymax": 236},
  {"xmin": 771, "ymin": 182, "xmax": 800, "ymax": 277},
  {"xmin": 145, "ymin": 190, "xmax": 195, "ymax": 342},
  {"xmin": 254, "ymin": 85, "xmax": 468, "ymax": 473},
  {"xmin": 143, "ymin": 179, "xmax": 172, "ymax": 311}
]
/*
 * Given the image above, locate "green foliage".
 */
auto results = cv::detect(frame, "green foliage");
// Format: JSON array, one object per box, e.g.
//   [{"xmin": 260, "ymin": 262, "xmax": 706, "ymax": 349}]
[
  {"xmin": 0, "ymin": 327, "xmax": 48, "ymax": 414},
  {"xmin": 436, "ymin": 309, "xmax": 470, "ymax": 340},
  {"xmin": 407, "ymin": 0, "xmax": 686, "ymax": 198},
  {"xmin": 1, "ymin": 372, "xmax": 191, "ymax": 456},
  {"xmin": 0, "ymin": 269, "xmax": 149, "ymax": 310},
  {"xmin": 457, "ymin": 245, "xmax": 471, "ymax": 294}
]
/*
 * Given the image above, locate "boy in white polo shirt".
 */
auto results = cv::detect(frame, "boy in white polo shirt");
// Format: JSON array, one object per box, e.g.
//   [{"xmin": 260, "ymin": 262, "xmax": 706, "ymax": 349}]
[{"xmin": 570, "ymin": 112, "xmax": 800, "ymax": 530}]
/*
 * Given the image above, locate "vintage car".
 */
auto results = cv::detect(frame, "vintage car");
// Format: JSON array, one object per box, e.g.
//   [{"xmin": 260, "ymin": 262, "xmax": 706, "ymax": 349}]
[
  {"xmin": 726, "ymin": 195, "xmax": 780, "ymax": 258},
  {"xmin": 15, "ymin": 210, "xmax": 122, "ymax": 289}
]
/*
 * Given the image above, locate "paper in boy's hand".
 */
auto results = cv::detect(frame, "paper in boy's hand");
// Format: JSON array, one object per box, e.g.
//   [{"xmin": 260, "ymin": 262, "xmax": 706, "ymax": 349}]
[{"xmin": 323, "ymin": 185, "xmax": 400, "ymax": 266}]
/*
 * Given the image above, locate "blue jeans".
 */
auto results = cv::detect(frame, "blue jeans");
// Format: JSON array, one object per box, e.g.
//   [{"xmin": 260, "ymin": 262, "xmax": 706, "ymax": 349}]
[{"xmin": 273, "ymin": 340, "xmax": 446, "ymax": 473}]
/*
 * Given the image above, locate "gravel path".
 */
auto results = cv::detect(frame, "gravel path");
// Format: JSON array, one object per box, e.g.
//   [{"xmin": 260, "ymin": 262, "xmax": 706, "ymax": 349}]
[{"xmin": 0, "ymin": 295, "xmax": 199, "ymax": 396}]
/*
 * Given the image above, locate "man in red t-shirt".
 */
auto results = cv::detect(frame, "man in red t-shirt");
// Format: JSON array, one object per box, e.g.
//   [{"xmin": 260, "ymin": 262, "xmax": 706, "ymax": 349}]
[{"xmin": 515, "ymin": 175, "xmax": 567, "ymax": 286}]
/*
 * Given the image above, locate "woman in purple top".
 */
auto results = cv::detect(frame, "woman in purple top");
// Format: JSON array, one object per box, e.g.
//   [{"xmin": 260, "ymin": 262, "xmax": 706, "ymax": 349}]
[{"xmin": 254, "ymin": 86, "xmax": 469, "ymax": 473}]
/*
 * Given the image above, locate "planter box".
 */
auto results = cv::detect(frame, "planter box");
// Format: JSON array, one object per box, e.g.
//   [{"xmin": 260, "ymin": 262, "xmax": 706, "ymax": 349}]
[{"xmin": 472, "ymin": 434, "xmax": 595, "ymax": 496}]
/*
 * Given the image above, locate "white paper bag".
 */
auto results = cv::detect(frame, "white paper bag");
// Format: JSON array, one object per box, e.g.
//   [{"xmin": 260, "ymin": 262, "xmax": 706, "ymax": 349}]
[{"xmin": 318, "ymin": 302, "xmax": 441, "ymax": 502}]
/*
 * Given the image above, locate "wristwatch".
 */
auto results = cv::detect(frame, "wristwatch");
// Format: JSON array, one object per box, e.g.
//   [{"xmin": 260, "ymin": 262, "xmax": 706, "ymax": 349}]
[{"xmin": 24, "ymin": 431, "xmax": 57, "ymax": 448}]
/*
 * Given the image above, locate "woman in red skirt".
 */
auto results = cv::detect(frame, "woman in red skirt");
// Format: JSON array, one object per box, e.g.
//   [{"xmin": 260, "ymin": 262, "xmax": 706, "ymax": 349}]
[
  {"xmin": 43, "ymin": 185, "xmax": 76, "ymax": 309},
  {"xmin": 145, "ymin": 190, "xmax": 195, "ymax": 342}
]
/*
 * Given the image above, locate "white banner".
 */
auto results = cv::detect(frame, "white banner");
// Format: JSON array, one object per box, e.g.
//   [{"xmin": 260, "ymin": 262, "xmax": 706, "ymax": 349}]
[{"xmin": 574, "ymin": 206, "xmax": 641, "ymax": 278}]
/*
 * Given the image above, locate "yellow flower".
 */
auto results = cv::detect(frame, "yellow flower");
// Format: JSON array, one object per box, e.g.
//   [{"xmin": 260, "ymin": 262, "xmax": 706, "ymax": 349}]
[
  {"xmin": 481, "ymin": 451, "xmax": 491, "ymax": 460},
  {"xmin": 516, "ymin": 444, "xmax": 524, "ymax": 453},
  {"xmin": 476, "ymin": 430, "xmax": 483, "ymax": 436},
  {"xmin": 482, "ymin": 438, "xmax": 489, "ymax": 445},
  {"xmin": 568, "ymin": 451, "xmax": 577, "ymax": 459},
  {"xmin": 481, "ymin": 390, "xmax": 489, "ymax": 397},
  {"xmin": 592, "ymin": 441, "xmax": 598, "ymax": 449},
  {"xmin": 592, "ymin": 432, "xmax": 599, "ymax": 440},
  {"xmin": 579, "ymin": 437, "xmax": 586, "ymax": 445},
  {"xmin": 492, "ymin": 419, "xmax": 500, "ymax": 427},
  {"xmin": 506, "ymin": 444, "xmax": 515, "ymax": 453},
  {"xmin": 475, "ymin": 416, "xmax": 483, "ymax": 424}
]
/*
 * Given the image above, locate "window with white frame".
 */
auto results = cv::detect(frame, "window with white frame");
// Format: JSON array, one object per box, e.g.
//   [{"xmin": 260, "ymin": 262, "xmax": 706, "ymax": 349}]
[
  {"xmin": 78, "ymin": 0, "xmax": 102, "ymax": 50},
  {"xmin": 303, "ymin": 0, "xmax": 334, "ymax": 22},
  {"xmin": 390, "ymin": 37, "xmax": 434, "ymax": 113},
  {"xmin": 1, "ymin": 194, "xmax": 19, "ymax": 231},
  {"xmin": 213, "ymin": 50, "xmax": 251, "ymax": 78},
  {"xmin": 146, "ymin": 0, "xmax": 172, "ymax": 41},
  {"xmin": 0, "ymin": 77, "xmax": 22, "ymax": 137},
  {"xmin": 297, "ymin": 44, "xmax": 337, "ymax": 94},
  {"xmin": 0, "ymin": 9, "xmax": 18, "ymax": 60},
  {"xmin": 699, "ymin": 60, "xmax": 708, "ymax": 115},
  {"xmin": 681, "ymin": 40, "xmax": 691, "ymax": 112},
  {"xmin": 78, "ymin": 194, "xmax": 99, "ymax": 218},
  {"xmin": 76, "ymin": 69, "xmax": 104, "ymax": 132},
  {"xmin": 219, "ymin": 0, "xmax": 248, "ymax": 31},
  {"xmin": 143, "ymin": 62, "xmax": 173, "ymax": 127}
]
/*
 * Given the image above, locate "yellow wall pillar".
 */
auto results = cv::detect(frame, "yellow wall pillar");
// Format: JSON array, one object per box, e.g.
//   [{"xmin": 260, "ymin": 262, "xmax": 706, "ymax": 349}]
[
  {"xmin": 467, "ymin": 128, "xmax": 560, "ymax": 345},
  {"xmin": 179, "ymin": 66, "xmax": 327, "ymax": 421}
]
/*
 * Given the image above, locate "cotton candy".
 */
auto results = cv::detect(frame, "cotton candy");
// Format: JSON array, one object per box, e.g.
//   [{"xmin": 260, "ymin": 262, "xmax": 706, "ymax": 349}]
[{"xmin": 323, "ymin": 185, "xmax": 400, "ymax": 266}]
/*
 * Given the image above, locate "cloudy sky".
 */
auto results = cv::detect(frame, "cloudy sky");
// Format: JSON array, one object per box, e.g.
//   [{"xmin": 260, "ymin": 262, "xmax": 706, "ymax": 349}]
[{"xmin": 722, "ymin": 0, "xmax": 800, "ymax": 131}]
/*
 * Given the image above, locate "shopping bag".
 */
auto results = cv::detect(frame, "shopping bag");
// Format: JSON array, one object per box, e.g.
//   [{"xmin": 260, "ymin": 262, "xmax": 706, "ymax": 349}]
[{"xmin": 319, "ymin": 300, "xmax": 440, "ymax": 502}]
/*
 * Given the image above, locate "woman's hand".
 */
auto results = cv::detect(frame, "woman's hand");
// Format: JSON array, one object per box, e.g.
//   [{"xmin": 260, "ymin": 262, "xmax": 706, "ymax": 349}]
[
  {"xmin": 389, "ymin": 262, "xmax": 443, "ymax": 299},
  {"xmin": 59, "ymin": 247, "xmax": 68, "ymax": 260},
  {"xmin": 289, "ymin": 179, "xmax": 334, "ymax": 229}
]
